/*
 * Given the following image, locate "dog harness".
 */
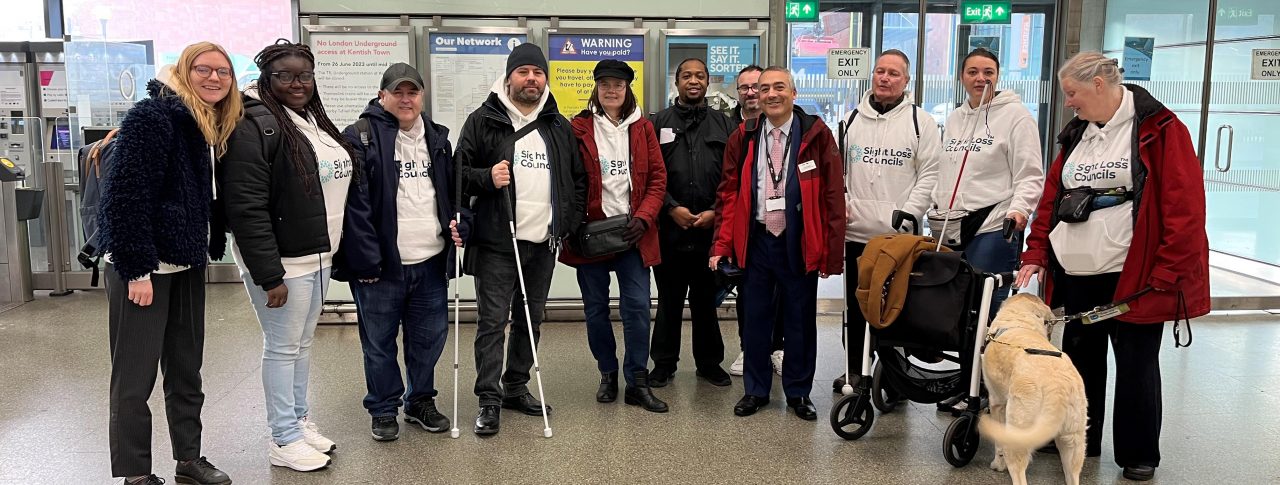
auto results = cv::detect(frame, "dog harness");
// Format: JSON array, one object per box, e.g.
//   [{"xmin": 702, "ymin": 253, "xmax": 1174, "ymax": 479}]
[{"xmin": 983, "ymin": 327, "xmax": 1063, "ymax": 358}]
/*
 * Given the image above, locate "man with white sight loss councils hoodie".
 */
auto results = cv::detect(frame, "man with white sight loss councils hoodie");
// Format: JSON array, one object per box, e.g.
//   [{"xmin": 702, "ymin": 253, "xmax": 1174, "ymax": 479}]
[{"xmin": 834, "ymin": 50, "xmax": 940, "ymax": 392}]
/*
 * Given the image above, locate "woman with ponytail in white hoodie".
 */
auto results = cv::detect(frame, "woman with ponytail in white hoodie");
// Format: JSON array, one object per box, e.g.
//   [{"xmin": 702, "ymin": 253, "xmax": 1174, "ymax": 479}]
[
  {"xmin": 931, "ymin": 48, "xmax": 1044, "ymax": 297},
  {"xmin": 561, "ymin": 60, "xmax": 669, "ymax": 413}
]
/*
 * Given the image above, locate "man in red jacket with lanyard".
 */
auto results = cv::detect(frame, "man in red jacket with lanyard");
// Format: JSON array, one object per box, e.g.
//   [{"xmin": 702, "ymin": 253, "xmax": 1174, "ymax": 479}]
[{"xmin": 709, "ymin": 66, "xmax": 845, "ymax": 420}]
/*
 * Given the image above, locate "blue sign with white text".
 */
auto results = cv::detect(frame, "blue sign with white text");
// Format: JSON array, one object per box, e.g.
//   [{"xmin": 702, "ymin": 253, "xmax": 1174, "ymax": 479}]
[
  {"xmin": 547, "ymin": 34, "xmax": 645, "ymax": 62},
  {"xmin": 1123, "ymin": 37, "xmax": 1153, "ymax": 81},
  {"xmin": 429, "ymin": 33, "xmax": 526, "ymax": 55}
]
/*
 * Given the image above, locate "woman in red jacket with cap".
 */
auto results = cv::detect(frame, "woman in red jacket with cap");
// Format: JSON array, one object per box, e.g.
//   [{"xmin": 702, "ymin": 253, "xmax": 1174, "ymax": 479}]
[
  {"xmin": 1016, "ymin": 51, "xmax": 1209, "ymax": 482},
  {"xmin": 561, "ymin": 59, "xmax": 669, "ymax": 413}
]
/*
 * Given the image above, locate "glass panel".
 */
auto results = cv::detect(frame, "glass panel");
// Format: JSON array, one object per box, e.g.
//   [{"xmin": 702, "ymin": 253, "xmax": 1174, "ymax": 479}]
[
  {"xmin": 1203, "ymin": 0, "xmax": 1280, "ymax": 264},
  {"xmin": 0, "ymin": 2, "xmax": 46, "ymax": 41},
  {"xmin": 791, "ymin": 7, "xmax": 873, "ymax": 128}
]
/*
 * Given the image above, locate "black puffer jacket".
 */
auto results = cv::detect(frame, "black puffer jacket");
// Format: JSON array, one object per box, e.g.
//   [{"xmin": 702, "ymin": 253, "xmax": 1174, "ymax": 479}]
[
  {"xmin": 219, "ymin": 93, "xmax": 344, "ymax": 290},
  {"xmin": 98, "ymin": 79, "xmax": 225, "ymax": 281},
  {"xmin": 455, "ymin": 90, "xmax": 586, "ymax": 271}
]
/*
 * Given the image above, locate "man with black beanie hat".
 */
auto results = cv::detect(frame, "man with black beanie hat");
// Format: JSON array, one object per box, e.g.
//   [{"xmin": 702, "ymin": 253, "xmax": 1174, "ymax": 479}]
[
  {"xmin": 648, "ymin": 58, "xmax": 736, "ymax": 389},
  {"xmin": 454, "ymin": 42, "xmax": 587, "ymax": 437}
]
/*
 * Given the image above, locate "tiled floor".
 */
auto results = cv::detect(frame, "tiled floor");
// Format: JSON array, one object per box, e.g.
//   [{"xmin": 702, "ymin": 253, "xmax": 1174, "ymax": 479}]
[{"xmin": 1, "ymin": 284, "xmax": 1278, "ymax": 484}]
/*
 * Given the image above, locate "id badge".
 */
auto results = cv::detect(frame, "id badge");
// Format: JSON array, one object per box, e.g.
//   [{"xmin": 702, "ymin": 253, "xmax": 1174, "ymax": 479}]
[
  {"xmin": 765, "ymin": 197, "xmax": 785, "ymax": 212},
  {"xmin": 1082, "ymin": 303, "xmax": 1130, "ymax": 325}
]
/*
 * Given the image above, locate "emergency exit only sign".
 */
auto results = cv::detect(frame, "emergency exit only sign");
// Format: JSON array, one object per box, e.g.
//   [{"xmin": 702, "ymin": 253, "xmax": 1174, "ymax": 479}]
[
  {"xmin": 1253, "ymin": 49, "xmax": 1280, "ymax": 80},
  {"xmin": 827, "ymin": 48, "xmax": 871, "ymax": 79},
  {"xmin": 961, "ymin": 0, "xmax": 1012, "ymax": 25}
]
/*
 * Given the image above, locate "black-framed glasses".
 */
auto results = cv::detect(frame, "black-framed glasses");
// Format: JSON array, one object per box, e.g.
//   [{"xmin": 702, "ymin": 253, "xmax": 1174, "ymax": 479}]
[
  {"xmin": 737, "ymin": 84, "xmax": 759, "ymax": 93},
  {"xmin": 192, "ymin": 65, "xmax": 231, "ymax": 79},
  {"xmin": 270, "ymin": 71, "xmax": 315, "ymax": 85}
]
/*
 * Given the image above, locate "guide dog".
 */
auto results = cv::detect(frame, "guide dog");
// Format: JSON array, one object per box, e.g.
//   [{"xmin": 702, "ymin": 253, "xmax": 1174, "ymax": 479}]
[{"xmin": 979, "ymin": 293, "xmax": 1087, "ymax": 485}]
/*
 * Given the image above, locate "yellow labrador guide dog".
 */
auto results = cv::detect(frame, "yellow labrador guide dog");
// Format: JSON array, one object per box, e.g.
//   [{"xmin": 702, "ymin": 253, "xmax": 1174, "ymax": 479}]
[{"xmin": 979, "ymin": 293, "xmax": 1087, "ymax": 485}]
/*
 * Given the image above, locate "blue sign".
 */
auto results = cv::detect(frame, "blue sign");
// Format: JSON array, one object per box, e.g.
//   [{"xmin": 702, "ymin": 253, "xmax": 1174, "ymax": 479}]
[
  {"xmin": 666, "ymin": 36, "xmax": 760, "ymax": 77},
  {"xmin": 1123, "ymin": 37, "xmax": 1154, "ymax": 82},
  {"xmin": 547, "ymin": 34, "xmax": 645, "ymax": 62},
  {"xmin": 429, "ymin": 33, "xmax": 526, "ymax": 55}
]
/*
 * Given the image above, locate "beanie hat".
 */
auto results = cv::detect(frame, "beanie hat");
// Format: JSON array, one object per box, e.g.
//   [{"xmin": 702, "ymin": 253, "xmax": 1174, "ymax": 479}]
[{"xmin": 506, "ymin": 43, "xmax": 549, "ymax": 80}]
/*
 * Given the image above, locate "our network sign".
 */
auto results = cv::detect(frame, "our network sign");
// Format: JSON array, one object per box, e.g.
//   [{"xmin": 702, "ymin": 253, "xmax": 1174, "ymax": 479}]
[{"xmin": 960, "ymin": 0, "xmax": 1012, "ymax": 25}]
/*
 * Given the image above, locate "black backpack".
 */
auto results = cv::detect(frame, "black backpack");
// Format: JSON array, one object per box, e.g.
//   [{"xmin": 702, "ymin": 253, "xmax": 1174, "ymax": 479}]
[{"xmin": 76, "ymin": 129, "xmax": 120, "ymax": 286}]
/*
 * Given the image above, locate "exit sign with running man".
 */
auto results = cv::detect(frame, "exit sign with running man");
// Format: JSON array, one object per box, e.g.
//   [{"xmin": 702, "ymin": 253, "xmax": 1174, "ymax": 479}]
[
  {"xmin": 785, "ymin": 1, "xmax": 819, "ymax": 22},
  {"xmin": 960, "ymin": 0, "xmax": 1012, "ymax": 25}
]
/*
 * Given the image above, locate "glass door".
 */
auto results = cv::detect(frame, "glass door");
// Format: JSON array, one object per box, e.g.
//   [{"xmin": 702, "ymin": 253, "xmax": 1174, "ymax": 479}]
[{"xmin": 1203, "ymin": 0, "xmax": 1280, "ymax": 265}]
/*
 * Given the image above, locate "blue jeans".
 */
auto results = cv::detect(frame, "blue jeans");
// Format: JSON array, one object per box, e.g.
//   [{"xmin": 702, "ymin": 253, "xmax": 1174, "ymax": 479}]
[
  {"xmin": 240, "ymin": 266, "xmax": 330, "ymax": 446},
  {"xmin": 351, "ymin": 255, "xmax": 450, "ymax": 417},
  {"xmin": 575, "ymin": 249, "xmax": 652, "ymax": 387},
  {"xmin": 964, "ymin": 230, "xmax": 1022, "ymax": 311}
]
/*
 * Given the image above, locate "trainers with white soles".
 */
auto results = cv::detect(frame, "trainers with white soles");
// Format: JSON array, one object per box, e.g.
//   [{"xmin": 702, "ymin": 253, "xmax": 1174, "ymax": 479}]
[
  {"xmin": 729, "ymin": 352, "xmax": 745, "ymax": 376},
  {"xmin": 299, "ymin": 416, "xmax": 337, "ymax": 454},
  {"xmin": 770, "ymin": 350, "xmax": 784, "ymax": 376},
  {"xmin": 269, "ymin": 439, "xmax": 331, "ymax": 472}
]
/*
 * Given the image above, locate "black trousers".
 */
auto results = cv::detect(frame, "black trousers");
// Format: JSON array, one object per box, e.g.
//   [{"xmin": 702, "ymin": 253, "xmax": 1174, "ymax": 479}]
[
  {"xmin": 470, "ymin": 243, "xmax": 556, "ymax": 406},
  {"xmin": 1054, "ymin": 272, "xmax": 1164, "ymax": 468},
  {"xmin": 735, "ymin": 287, "xmax": 785, "ymax": 352},
  {"xmin": 107, "ymin": 265, "xmax": 206, "ymax": 477},
  {"xmin": 841, "ymin": 241, "xmax": 871, "ymax": 377},
  {"xmin": 651, "ymin": 247, "xmax": 724, "ymax": 372}
]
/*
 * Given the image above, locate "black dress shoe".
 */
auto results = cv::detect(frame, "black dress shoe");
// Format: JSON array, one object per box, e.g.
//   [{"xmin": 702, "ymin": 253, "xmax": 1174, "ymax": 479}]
[
  {"xmin": 174, "ymin": 456, "xmax": 231, "ymax": 485},
  {"xmin": 405, "ymin": 398, "xmax": 450, "ymax": 432},
  {"xmin": 597, "ymin": 371, "xmax": 618, "ymax": 403},
  {"xmin": 733, "ymin": 395, "xmax": 769, "ymax": 417},
  {"xmin": 648, "ymin": 367, "xmax": 674, "ymax": 388},
  {"xmin": 696, "ymin": 367, "xmax": 732, "ymax": 387},
  {"xmin": 1122, "ymin": 465, "xmax": 1155, "ymax": 481},
  {"xmin": 624, "ymin": 370, "xmax": 669, "ymax": 413},
  {"xmin": 502, "ymin": 393, "xmax": 552, "ymax": 416},
  {"xmin": 786, "ymin": 396, "xmax": 818, "ymax": 421},
  {"xmin": 474, "ymin": 405, "xmax": 500, "ymax": 436},
  {"xmin": 371, "ymin": 415, "xmax": 400, "ymax": 441}
]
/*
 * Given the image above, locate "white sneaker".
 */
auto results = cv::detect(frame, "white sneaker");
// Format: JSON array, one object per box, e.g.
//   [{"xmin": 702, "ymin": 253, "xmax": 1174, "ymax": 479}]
[
  {"xmin": 300, "ymin": 416, "xmax": 337, "ymax": 454},
  {"xmin": 729, "ymin": 352, "xmax": 745, "ymax": 376},
  {"xmin": 269, "ymin": 439, "xmax": 331, "ymax": 472},
  {"xmin": 771, "ymin": 350, "xmax": 785, "ymax": 376}
]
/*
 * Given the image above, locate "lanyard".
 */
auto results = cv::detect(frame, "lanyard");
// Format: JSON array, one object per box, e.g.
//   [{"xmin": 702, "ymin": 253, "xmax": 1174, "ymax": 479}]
[{"xmin": 765, "ymin": 129, "xmax": 792, "ymax": 191}]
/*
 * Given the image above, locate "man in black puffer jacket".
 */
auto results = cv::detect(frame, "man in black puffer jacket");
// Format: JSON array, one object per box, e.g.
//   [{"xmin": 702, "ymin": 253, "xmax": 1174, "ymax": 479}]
[
  {"xmin": 455, "ymin": 43, "xmax": 586, "ymax": 437},
  {"xmin": 647, "ymin": 58, "xmax": 736, "ymax": 389}
]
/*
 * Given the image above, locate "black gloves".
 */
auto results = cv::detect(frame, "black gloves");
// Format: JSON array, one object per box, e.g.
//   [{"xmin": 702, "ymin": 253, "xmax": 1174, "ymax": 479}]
[{"xmin": 623, "ymin": 217, "xmax": 647, "ymax": 245}]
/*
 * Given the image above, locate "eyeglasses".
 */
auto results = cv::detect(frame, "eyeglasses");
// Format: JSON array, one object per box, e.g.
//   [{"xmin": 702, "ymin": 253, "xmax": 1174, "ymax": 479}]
[
  {"xmin": 270, "ymin": 71, "xmax": 315, "ymax": 85},
  {"xmin": 737, "ymin": 85, "xmax": 759, "ymax": 94},
  {"xmin": 598, "ymin": 81, "xmax": 628, "ymax": 92},
  {"xmin": 192, "ymin": 65, "xmax": 231, "ymax": 79}
]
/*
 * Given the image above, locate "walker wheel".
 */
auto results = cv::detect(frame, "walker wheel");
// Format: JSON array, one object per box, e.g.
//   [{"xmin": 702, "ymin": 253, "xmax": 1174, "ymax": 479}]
[
  {"xmin": 830, "ymin": 391, "xmax": 875, "ymax": 440},
  {"xmin": 943, "ymin": 412, "xmax": 980, "ymax": 467}
]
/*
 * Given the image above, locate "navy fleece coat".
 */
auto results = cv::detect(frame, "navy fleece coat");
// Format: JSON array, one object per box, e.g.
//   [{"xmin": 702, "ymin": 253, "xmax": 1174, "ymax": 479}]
[{"xmin": 98, "ymin": 80, "xmax": 225, "ymax": 281}]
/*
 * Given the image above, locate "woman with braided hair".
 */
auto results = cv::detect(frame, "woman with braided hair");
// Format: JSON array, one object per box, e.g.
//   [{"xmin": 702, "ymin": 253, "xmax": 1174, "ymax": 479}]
[{"xmin": 220, "ymin": 39, "xmax": 357, "ymax": 472}]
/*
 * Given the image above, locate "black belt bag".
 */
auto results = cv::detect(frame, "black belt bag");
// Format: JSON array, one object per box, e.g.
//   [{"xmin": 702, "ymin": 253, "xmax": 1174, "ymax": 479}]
[
  {"xmin": 1056, "ymin": 186, "xmax": 1133, "ymax": 223},
  {"xmin": 578, "ymin": 214, "xmax": 631, "ymax": 258}
]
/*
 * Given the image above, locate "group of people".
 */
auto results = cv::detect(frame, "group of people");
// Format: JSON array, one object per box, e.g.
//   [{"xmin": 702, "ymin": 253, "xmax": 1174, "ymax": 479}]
[{"xmin": 97, "ymin": 37, "xmax": 1208, "ymax": 485}]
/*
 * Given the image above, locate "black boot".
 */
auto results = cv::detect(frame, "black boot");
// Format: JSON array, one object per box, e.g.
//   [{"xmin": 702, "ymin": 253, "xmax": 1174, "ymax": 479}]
[
  {"xmin": 624, "ymin": 370, "xmax": 669, "ymax": 413},
  {"xmin": 597, "ymin": 371, "xmax": 619, "ymax": 403}
]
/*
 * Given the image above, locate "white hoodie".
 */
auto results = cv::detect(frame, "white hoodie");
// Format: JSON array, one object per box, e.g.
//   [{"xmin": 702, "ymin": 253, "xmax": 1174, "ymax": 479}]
[
  {"xmin": 1049, "ymin": 87, "xmax": 1136, "ymax": 275},
  {"xmin": 492, "ymin": 78, "xmax": 553, "ymax": 243},
  {"xmin": 232, "ymin": 85, "xmax": 353, "ymax": 280},
  {"xmin": 394, "ymin": 115, "xmax": 445, "ymax": 264},
  {"xmin": 843, "ymin": 90, "xmax": 941, "ymax": 243},
  {"xmin": 933, "ymin": 90, "xmax": 1044, "ymax": 234},
  {"xmin": 592, "ymin": 106, "xmax": 642, "ymax": 217}
]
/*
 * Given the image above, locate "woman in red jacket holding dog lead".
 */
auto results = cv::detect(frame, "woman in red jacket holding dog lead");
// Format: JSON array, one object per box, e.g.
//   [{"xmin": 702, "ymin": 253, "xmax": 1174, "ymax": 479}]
[{"xmin": 1016, "ymin": 51, "xmax": 1210, "ymax": 482}]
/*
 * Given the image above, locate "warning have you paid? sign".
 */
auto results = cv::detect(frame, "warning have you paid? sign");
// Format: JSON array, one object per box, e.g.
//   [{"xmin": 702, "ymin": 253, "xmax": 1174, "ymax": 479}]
[{"xmin": 827, "ymin": 48, "xmax": 871, "ymax": 80}]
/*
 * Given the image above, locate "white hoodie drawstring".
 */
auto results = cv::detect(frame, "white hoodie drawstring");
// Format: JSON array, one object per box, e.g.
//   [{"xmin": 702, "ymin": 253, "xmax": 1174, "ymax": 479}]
[{"xmin": 210, "ymin": 145, "xmax": 217, "ymax": 200}]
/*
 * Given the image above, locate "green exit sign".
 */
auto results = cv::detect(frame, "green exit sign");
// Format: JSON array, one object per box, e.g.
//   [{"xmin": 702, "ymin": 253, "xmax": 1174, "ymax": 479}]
[
  {"xmin": 960, "ymin": 0, "xmax": 1012, "ymax": 25},
  {"xmin": 786, "ymin": 1, "xmax": 819, "ymax": 22}
]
